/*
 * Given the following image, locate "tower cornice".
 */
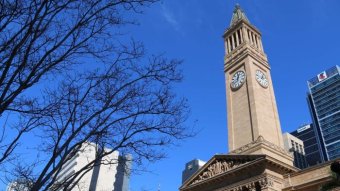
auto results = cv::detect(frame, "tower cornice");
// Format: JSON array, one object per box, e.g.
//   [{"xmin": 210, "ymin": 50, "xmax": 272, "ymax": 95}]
[
  {"xmin": 224, "ymin": 46, "xmax": 269, "ymax": 73},
  {"xmin": 223, "ymin": 20, "xmax": 261, "ymax": 39}
]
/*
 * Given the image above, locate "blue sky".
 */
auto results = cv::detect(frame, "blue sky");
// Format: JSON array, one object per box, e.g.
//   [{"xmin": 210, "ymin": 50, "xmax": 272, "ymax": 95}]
[{"xmin": 126, "ymin": 0, "xmax": 340, "ymax": 190}]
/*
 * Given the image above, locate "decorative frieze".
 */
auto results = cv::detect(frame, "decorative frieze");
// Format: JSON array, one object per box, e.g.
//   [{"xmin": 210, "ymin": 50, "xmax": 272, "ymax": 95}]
[
  {"xmin": 222, "ymin": 177, "xmax": 275, "ymax": 191},
  {"xmin": 245, "ymin": 182, "xmax": 256, "ymax": 191},
  {"xmin": 191, "ymin": 159, "xmax": 250, "ymax": 185}
]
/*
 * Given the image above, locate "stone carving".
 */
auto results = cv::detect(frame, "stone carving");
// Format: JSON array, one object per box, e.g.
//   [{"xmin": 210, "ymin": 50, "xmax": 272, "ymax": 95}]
[
  {"xmin": 245, "ymin": 182, "xmax": 256, "ymax": 191},
  {"xmin": 222, "ymin": 176, "xmax": 275, "ymax": 191},
  {"xmin": 259, "ymin": 177, "xmax": 274, "ymax": 188},
  {"xmin": 191, "ymin": 159, "xmax": 246, "ymax": 185}
]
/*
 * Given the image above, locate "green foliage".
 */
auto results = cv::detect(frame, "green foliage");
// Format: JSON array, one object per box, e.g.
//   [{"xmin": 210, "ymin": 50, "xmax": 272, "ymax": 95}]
[{"xmin": 320, "ymin": 172, "xmax": 340, "ymax": 191}]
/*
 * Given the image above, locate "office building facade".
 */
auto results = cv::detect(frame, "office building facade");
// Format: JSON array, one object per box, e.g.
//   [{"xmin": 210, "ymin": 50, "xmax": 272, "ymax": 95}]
[
  {"xmin": 282, "ymin": 133, "xmax": 308, "ymax": 169},
  {"xmin": 6, "ymin": 180, "xmax": 32, "ymax": 191},
  {"xmin": 290, "ymin": 124, "xmax": 323, "ymax": 166},
  {"xmin": 307, "ymin": 65, "xmax": 340, "ymax": 161},
  {"xmin": 114, "ymin": 154, "xmax": 132, "ymax": 191},
  {"xmin": 54, "ymin": 142, "xmax": 131, "ymax": 191}
]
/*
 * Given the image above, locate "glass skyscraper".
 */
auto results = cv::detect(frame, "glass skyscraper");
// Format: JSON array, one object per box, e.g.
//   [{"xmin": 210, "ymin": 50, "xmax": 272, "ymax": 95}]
[{"xmin": 307, "ymin": 65, "xmax": 340, "ymax": 161}]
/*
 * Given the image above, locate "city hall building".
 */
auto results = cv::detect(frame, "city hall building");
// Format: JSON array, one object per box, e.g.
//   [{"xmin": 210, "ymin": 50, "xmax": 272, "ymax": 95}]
[{"xmin": 180, "ymin": 5, "xmax": 337, "ymax": 191}]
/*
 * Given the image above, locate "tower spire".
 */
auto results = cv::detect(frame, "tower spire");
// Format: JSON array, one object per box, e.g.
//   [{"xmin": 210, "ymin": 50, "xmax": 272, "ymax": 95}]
[{"xmin": 230, "ymin": 4, "xmax": 249, "ymax": 26}]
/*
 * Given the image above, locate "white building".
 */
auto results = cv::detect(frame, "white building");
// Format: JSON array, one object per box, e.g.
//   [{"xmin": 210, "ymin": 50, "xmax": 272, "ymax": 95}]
[
  {"xmin": 182, "ymin": 159, "xmax": 206, "ymax": 183},
  {"xmin": 6, "ymin": 180, "xmax": 32, "ymax": 191},
  {"xmin": 54, "ymin": 142, "xmax": 131, "ymax": 191},
  {"xmin": 282, "ymin": 133, "xmax": 308, "ymax": 169}
]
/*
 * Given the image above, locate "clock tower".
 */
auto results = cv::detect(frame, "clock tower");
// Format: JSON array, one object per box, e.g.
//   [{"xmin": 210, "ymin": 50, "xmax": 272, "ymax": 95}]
[
  {"xmin": 180, "ymin": 5, "xmax": 333, "ymax": 191},
  {"xmin": 224, "ymin": 5, "xmax": 284, "ymax": 152}
]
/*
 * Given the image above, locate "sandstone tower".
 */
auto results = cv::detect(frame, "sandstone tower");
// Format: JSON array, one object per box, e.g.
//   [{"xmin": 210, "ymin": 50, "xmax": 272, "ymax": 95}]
[{"xmin": 224, "ymin": 5, "xmax": 283, "ymax": 151}]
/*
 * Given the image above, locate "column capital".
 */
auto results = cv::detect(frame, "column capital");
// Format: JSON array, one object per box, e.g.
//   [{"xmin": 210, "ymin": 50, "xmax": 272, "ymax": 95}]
[
  {"xmin": 259, "ymin": 177, "xmax": 274, "ymax": 190},
  {"xmin": 245, "ymin": 182, "xmax": 256, "ymax": 191}
]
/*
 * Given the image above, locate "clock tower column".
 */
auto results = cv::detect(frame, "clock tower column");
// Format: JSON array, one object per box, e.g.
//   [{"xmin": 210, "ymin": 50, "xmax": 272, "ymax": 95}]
[{"xmin": 224, "ymin": 5, "xmax": 285, "ymax": 153}]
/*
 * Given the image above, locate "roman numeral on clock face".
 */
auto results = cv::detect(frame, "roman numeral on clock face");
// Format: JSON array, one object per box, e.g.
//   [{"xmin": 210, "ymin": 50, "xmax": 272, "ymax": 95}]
[
  {"xmin": 231, "ymin": 70, "xmax": 246, "ymax": 90},
  {"xmin": 255, "ymin": 70, "xmax": 269, "ymax": 88}
]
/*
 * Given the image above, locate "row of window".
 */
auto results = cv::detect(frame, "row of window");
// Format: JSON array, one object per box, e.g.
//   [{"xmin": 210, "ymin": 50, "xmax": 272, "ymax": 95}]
[
  {"xmin": 324, "ymin": 131, "xmax": 340, "ymax": 142},
  {"xmin": 325, "ymin": 135, "xmax": 340, "ymax": 145},
  {"xmin": 314, "ymin": 94, "xmax": 340, "ymax": 112},
  {"xmin": 295, "ymin": 135, "xmax": 315, "ymax": 144},
  {"xmin": 320, "ymin": 112, "xmax": 340, "ymax": 124},
  {"xmin": 303, "ymin": 138, "xmax": 318, "ymax": 147},
  {"xmin": 291, "ymin": 126, "xmax": 314, "ymax": 138},
  {"xmin": 326, "ymin": 141, "xmax": 340, "ymax": 152},
  {"xmin": 293, "ymin": 151, "xmax": 308, "ymax": 169},
  {"xmin": 306, "ymin": 152, "xmax": 322, "ymax": 166},
  {"xmin": 328, "ymin": 145, "xmax": 340, "ymax": 160},
  {"xmin": 317, "ymin": 104, "xmax": 340, "ymax": 119},
  {"xmin": 313, "ymin": 84, "xmax": 340, "ymax": 106},
  {"xmin": 312, "ymin": 77, "xmax": 340, "ymax": 99},
  {"xmin": 322, "ymin": 124, "xmax": 340, "ymax": 136},
  {"xmin": 314, "ymin": 91, "xmax": 340, "ymax": 109},
  {"xmin": 225, "ymin": 26, "xmax": 262, "ymax": 54},
  {"xmin": 304, "ymin": 144, "xmax": 319, "ymax": 154},
  {"xmin": 320, "ymin": 120, "xmax": 340, "ymax": 136},
  {"xmin": 291, "ymin": 140, "xmax": 304, "ymax": 154},
  {"xmin": 312, "ymin": 78, "xmax": 339, "ymax": 94}
]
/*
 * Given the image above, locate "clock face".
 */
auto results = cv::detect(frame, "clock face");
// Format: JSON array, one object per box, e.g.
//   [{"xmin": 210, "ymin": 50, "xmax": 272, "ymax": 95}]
[
  {"xmin": 255, "ymin": 70, "xmax": 269, "ymax": 88},
  {"xmin": 230, "ymin": 70, "xmax": 246, "ymax": 90}
]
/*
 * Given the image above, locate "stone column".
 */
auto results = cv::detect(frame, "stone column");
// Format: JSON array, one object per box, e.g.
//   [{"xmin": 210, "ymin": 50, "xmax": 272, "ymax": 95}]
[
  {"xmin": 255, "ymin": 34, "xmax": 259, "ymax": 49},
  {"xmin": 250, "ymin": 31, "xmax": 255, "ymax": 46},
  {"xmin": 248, "ymin": 30, "xmax": 253, "ymax": 45},
  {"xmin": 228, "ymin": 37, "xmax": 232, "ymax": 53},
  {"xmin": 236, "ymin": 29, "xmax": 241, "ymax": 45},
  {"xmin": 231, "ymin": 34, "xmax": 236, "ymax": 50},
  {"xmin": 251, "ymin": 32, "xmax": 255, "ymax": 46},
  {"xmin": 256, "ymin": 36, "xmax": 262, "ymax": 51},
  {"xmin": 233, "ymin": 31, "xmax": 239, "ymax": 48},
  {"xmin": 259, "ymin": 37, "xmax": 264, "ymax": 52},
  {"xmin": 239, "ymin": 28, "xmax": 243, "ymax": 43},
  {"xmin": 242, "ymin": 26, "xmax": 249, "ymax": 43}
]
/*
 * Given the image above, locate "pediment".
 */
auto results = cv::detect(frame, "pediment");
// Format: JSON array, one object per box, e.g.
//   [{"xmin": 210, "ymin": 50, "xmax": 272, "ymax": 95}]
[{"xmin": 182, "ymin": 154, "xmax": 265, "ymax": 188}]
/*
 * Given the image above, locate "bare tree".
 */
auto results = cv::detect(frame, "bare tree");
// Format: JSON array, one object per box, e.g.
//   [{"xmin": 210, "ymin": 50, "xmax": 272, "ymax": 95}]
[{"xmin": 0, "ymin": 0, "xmax": 192, "ymax": 190}]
